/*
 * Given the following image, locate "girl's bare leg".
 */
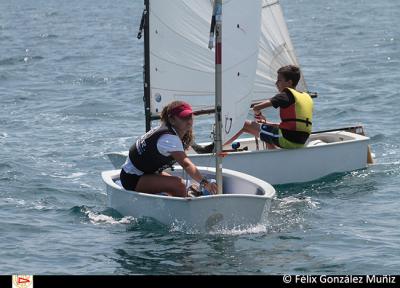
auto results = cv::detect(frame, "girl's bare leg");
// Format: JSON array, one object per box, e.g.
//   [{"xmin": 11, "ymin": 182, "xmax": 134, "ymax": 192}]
[{"xmin": 135, "ymin": 173, "xmax": 187, "ymax": 197}]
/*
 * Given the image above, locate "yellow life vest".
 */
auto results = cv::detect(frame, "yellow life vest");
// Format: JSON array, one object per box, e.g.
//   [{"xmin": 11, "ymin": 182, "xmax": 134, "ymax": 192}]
[{"xmin": 279, "ymin": 88, "xmax": 313, "ymax": 134}]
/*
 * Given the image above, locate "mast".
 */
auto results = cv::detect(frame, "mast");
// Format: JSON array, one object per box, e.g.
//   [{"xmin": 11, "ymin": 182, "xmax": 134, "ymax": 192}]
[
  {"xmin": 143, "ymin": 0, "xmax": 151, "ymax": 132},
  {"xmin": 214, "ymin": 0, "xmax": 223, "ymax": 194}
]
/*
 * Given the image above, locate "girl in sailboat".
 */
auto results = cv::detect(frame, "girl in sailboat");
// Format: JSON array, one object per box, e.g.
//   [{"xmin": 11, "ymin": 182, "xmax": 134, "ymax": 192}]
[
  {"xmin": 120, "ymin": 100, "xmax": 218, "ymax": 197},
  {"xmin": 226, "ymin": 65, "xmax": 314, "ymax": 149}
]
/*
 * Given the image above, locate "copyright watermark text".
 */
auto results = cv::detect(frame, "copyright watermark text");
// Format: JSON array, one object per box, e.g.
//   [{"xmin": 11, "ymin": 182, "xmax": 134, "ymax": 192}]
[{"xmin": 282, "ymin": 275, "xmax": 396, "ymax": 285}]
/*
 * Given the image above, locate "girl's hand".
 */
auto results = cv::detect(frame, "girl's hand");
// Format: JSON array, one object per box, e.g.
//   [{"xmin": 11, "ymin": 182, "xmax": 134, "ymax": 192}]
[
  {"xmin": 206, "ymin": 181, "xmax": 218, "ymax": 195},
  {"xmin": 254, "ymin": 112, "xmax": 266, "ymax": 123}
]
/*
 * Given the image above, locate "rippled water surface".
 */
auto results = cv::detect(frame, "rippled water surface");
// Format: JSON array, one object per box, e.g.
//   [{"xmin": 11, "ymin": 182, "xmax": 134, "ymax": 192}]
[{"xmin": 1, "ymin": 0, "xmax": 399, "ymax": 274}]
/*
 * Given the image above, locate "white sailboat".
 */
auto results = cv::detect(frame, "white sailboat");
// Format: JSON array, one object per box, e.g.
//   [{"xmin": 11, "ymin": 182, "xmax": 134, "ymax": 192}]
[
  {"xmin": 102, "ymin": 167, "xmax": 275, "ymax": 231},
  {"xmin": 107, "ymin": 0, "xmax": 372, "ymax": 185},
  {"xmin": 102, "ymin": 0, "xmax": 276, "ymax": 232}
]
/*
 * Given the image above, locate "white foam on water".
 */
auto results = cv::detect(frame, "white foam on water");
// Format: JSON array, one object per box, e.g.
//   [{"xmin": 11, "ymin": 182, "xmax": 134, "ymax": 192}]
[
  {"xmin": 278, "ymin": 196, "xmax": 319, "ymax": 209},
  {"xmin": 49, "ymin": 172, "xmax": 86, "ymax": 179},
  {"xmin": 209, "ymin": 224, "xmax": 269, "ymax": 236},
  {"xmin": 3, "ymin": 197, "xmax": 26, "ymax": 206},
  {"xmin": 169, "ymin": 219, "xmax": 269, "ymax": 236},
  {"xmin": 85, "ymin": 210, "xmax": 135, "ymax": 225}
]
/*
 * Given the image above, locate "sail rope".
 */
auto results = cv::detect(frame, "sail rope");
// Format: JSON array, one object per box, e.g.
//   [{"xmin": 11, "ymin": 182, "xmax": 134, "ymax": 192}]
[{"xmin": 262, "ymin": 0, "xmax": 279, "ymax": 9}]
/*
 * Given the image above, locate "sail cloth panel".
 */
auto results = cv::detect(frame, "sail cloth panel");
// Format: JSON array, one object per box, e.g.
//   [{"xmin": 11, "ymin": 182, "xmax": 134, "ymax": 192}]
[
  {"xmin": 149, "ymin": 0, "xmax": 214, "ymax": 115},
  {"xmin": 220, "ymin": 0, "xmax": 262, "ymax": 143},
  {"xmin": 254, "ymin": 0, "xmax": 306, "ymax": 102}
]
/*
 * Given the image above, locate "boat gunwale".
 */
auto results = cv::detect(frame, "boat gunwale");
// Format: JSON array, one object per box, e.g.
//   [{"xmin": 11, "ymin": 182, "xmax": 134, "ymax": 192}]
[
  {"xmin": 188, "ymin": 131, "xmax": 370, "ymax": 156},
  {"xmin": 101, "ymin": 168, "xmax": 276, "ymax": 202}
]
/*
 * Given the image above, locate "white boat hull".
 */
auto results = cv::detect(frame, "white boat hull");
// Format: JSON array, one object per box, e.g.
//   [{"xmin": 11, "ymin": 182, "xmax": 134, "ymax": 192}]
[
  {"xmin": 107, "ymin": 131, "xmax": 370, "ymax": 185},
  {"xmin": 101, "ymin": 167, "xmax": 276, "ymax": 232}
]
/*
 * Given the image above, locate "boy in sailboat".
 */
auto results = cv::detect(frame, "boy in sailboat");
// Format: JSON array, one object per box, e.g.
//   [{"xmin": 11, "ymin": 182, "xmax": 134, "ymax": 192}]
[
  {"xmin": 120, "ymin": 101, "xmax": 218, "ymax": 197},
  {"xmin": 226, "ymin": 65, "xmax": 314, "ymax": 149}
]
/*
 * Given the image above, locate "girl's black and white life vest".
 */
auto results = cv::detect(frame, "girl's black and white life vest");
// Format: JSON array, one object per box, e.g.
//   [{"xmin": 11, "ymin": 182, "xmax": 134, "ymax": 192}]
[{"xmin": 128, "ymin": 125, "xmax": 179, "ymax": 174}]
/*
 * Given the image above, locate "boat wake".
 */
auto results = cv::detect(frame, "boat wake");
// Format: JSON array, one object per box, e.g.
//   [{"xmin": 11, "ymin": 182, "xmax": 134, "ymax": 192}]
[
  {"xmin": 66, "ymin": 195, "xmax": 319, "ymax": 236},
  {"xmin": 165, "ymin": 196, "xmax": 319, "ymax": 236},
  {"xmin": 169, "ymin": 221, "xmax": 269, "ymax": 236},
  {"xmin": 371, "ymin": 161, "xmax": 400, "ymax": 167},
  {"xmin": 85, "ymin": 210, "xmax": 135, "ymax": 225},
  {"xmin": 267, "ymin": 196, "xmax": 319, "ymax": 234},
  {"xmin": 276, "ymin": 195, "xmax": 319, "ymax": 209},
  {"xmin": 69, "ymin": 205, "xmax": 137, "ymax": 225}
]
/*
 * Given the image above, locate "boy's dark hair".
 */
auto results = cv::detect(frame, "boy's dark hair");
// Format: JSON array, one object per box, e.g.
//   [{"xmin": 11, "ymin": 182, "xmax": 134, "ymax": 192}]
[{"xmin": 277, "ymin": 65, "xmax": 301, "ymax": 87}]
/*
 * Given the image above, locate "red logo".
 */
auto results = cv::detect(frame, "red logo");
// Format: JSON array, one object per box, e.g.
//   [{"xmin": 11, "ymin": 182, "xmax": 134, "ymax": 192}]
[
  {"xmin": 17, "ymin": 277, "xmax": 31, "ymax": 284},
  {"xmin": 12, "ymin": 275, "xmax": 33, "ymax": 288}
]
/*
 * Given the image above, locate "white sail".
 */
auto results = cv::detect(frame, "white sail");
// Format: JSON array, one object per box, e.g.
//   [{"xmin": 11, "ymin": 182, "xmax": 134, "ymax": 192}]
[
  {"xmin": 254, "ymin": 0, "xmax": 306, "ymax": 102},
  {"xmin": 149, "ymin": 0, "xmax": 214, "ymax": 114},
  {"xmin": 220, "ymin": 0, "xmax": 262, "ymax": 142},
  {"xmin": 148, "ymin": 0, "xmax": 304, "ymax": 139}
]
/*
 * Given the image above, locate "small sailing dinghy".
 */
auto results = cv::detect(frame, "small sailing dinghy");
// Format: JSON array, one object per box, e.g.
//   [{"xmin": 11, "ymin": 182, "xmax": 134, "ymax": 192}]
[
  {"xmin": 109, "ymin": 126, "xmax": 370, "ymax": 185},
  {"xmin": 102, "ymin": 166, "xmax": 275, "ymax": 231},
  {"xmin": 102, "ymin": 0, "xmax": 276, "ymax": 231},
  {"xmin": 107, "ymin": 0, "xmax": 372, "ymax": 185}
]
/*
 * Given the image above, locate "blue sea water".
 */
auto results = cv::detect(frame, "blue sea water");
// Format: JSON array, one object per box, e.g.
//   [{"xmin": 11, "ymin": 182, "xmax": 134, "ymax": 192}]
[{"xmin": 1, "ymin": 0, "xmax": 399, "ymax": 275}]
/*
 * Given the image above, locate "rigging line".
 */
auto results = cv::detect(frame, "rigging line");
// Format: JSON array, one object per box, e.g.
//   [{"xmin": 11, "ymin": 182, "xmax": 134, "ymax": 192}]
[
  {"xmin": 262, "ymin": 0, "xmax": 280, "ymax": 9},
  {"xmin": 182, "ymin": 169, "xmax": 191, "ymax": 193},
  {"xmin": 225, "ymin": 117, "xmax": 232, "ymax": 134}
]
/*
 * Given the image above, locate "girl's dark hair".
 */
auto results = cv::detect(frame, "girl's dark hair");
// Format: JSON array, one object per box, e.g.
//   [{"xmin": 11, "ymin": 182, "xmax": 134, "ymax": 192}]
[
  {"xmin": 160, "ymin": 101, "xmax": 194, "ymax": 150},
  {"xmin": 277, "ymin": 65, "xmax": 301, "ymax": 87}
]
